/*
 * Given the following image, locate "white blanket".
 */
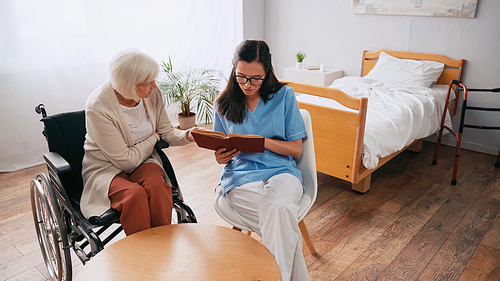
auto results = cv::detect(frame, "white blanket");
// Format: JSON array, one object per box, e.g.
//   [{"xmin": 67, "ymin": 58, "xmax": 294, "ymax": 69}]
[{"xmin": 296, "ymin": 76, "xmax": 452, "ymax": 169}]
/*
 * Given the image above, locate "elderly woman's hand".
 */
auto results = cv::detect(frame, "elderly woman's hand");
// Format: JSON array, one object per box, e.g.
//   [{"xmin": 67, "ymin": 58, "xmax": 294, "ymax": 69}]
[{"xmin": 187, "ymin": 127, "xmax": 206, "ymax": 142}]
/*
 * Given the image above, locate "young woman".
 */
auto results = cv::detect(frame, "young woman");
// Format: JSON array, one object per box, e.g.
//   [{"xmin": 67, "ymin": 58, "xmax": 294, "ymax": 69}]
[
  {"xmin": 81, "ymin": 49, "xmax": 199, "ymax": 236},
  {"xmin": 213, "ymin": 40, "xmax": 310, "ymax": 281}
]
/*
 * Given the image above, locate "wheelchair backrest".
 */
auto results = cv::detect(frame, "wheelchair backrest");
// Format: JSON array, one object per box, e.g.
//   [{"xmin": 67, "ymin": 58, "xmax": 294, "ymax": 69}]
[{"xmin": 41, "ymin": 110, "xmax": 86, "ymax": 202}]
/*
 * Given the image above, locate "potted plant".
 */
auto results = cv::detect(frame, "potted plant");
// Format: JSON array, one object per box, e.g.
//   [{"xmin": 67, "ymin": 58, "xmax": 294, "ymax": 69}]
[
  {"xmin": 157, "ymin": 57, "xmax": 223, "ymax": 129},
  {"xmin": 296, "ymin": 51, "xmax": 306, "ymax": 69}
]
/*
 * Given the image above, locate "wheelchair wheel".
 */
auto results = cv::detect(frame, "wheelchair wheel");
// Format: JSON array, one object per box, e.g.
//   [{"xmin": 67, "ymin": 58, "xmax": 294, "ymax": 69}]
[
  {"xmin": 173, "ymin": 199, "xmax": 197, "ymax": 223},
  {"xmin": 30, "ymin": 173, "xmax": 72, "ymax": 281}
]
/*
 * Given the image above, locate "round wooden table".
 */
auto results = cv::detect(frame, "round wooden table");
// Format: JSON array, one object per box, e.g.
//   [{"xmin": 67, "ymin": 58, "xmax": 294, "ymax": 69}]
[{"xmin": 74, "ymin": 224, "xmax": 280, "ymax": 281}]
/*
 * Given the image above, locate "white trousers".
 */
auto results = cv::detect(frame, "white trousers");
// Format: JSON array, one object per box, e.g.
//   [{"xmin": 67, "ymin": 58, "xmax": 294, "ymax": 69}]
[{"xmin": 226, "ymin": 173, "xmax": 310, "ymax": 281}]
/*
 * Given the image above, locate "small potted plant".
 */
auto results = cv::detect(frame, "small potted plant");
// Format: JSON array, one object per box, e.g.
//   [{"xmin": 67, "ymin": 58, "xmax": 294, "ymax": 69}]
[
  {"xmin": 296, "ymin": 51, "xmax": 306, "ymax": 69},
  {"xmin": 157, "ymin": 57, "xmax": 223, "ymax": 129}
]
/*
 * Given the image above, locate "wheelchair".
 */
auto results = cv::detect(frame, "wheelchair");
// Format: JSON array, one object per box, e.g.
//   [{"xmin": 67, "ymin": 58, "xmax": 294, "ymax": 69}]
[{"xmin": 30, "ymin": 104, "xmax": 197, "ymax": 281}]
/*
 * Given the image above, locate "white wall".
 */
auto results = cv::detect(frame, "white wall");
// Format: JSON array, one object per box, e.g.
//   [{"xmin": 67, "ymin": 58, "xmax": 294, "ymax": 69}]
[
  {"xmin": 263, "ymin": 0, "xmax": 500, "ymax": 155},
  {"xmin": 0, "ymin": 65, "xmax": 105, "ymax": 171},
  {"xmin": 243, "ymin": 0, "xmax": 265, "ymax": 40},
  {"xmin": 0, "ymin": 1, "xmax": 242, "ymax": 172}
]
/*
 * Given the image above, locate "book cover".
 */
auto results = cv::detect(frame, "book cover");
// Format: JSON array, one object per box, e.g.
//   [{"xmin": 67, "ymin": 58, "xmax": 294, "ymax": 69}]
[
  {"xmin": 191, "ymin": 130, "xmax": 265, "ymax": 153},
  {"xmin": 305, "ymin": 66, "xmax": 320, "ymax": 70}
]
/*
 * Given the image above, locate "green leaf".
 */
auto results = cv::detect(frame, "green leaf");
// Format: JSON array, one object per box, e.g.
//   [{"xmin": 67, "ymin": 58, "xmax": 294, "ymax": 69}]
[
  {"xmin": 157, "ymin": 56, "xmax": 224, "ymax": 123},
  {"xmin": 296, "ymin": 51, "xmax": 306, "ymax": 62}
]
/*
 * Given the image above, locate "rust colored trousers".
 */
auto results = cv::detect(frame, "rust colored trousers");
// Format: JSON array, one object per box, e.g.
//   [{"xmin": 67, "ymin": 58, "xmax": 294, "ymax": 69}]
[{"xmin": 109, "ymin": 163, "xmax": 173, "ymax": 236}]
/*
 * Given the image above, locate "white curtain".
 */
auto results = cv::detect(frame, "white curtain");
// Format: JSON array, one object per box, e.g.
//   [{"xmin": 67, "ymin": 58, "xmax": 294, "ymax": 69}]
[{"xmin": 0, "ymin": 0, "xmax": 243, "ymax": 172}]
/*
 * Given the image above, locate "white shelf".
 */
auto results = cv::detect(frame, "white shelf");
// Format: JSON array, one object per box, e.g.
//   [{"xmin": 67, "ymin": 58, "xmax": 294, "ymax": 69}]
[{"xmin": 283, "ymin": 67, "xmax": 343, "ymax": 86}]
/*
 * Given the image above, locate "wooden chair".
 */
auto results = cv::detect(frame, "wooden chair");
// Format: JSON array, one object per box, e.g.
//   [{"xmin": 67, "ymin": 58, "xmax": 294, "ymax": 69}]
[{"xmin": 213, "ymin": 109, "xmax": 317, "ymax": 255}]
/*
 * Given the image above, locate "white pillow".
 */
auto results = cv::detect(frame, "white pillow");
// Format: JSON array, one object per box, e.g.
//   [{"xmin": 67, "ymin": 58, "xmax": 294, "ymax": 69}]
[{"xmin": 364, "ymin": 51, "xmax": 444, "ymax": 88}]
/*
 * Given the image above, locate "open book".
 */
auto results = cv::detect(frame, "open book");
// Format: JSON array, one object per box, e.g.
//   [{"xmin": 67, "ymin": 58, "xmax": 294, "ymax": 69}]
[{"xmin": 191, "ymin": 130, "xmax": 265, "ymax": 153}]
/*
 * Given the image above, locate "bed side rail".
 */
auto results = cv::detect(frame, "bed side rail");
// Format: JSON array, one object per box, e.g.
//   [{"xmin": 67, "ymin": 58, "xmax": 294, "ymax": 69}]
[{"xmin": 284, "ymin": 81, "xmax": 368, "ymax": 184}]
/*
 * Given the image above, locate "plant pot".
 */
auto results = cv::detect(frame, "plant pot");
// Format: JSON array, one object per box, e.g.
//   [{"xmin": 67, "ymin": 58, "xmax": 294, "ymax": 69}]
[
  {"xmin": 296, "ymin": 62, "xmax": 302, "ymax": 69},
  {"xmin": 178, "ymin": 112, "xmax": 196, "ymax": 130}
]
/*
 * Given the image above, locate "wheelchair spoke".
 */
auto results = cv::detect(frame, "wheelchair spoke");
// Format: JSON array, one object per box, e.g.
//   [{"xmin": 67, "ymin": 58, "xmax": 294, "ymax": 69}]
[
  {"xmin": 36, "ymin": 193, "xmax": 59, "ymax": 277},
  {"xmin": 31, "ymin": 174, "xmax": 72, "ymax": 281}
]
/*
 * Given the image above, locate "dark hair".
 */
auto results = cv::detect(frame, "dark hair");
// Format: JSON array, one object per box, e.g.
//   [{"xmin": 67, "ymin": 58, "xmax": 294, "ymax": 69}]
[{"xmin": 216, "ymin": 40, "xmax": 285, "ymax": 124}]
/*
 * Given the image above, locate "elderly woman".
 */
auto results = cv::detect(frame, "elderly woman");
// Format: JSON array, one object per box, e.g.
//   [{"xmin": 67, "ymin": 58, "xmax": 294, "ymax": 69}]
[{"xmin": 80, "ymin": 49, "xmax": 198, "ymax": 236}]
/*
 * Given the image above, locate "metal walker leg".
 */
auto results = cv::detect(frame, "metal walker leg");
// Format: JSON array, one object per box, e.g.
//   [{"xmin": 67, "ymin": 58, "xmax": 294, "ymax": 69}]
[{"xmin": 433, "ymin": 81, "xmax": 500, "ymax": 185}]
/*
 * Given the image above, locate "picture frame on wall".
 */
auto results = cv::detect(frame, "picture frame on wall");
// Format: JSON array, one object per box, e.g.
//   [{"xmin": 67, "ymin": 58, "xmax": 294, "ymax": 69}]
[{"xmin": 352, "ymin": 0, "xmax": 478, "ymax": 18}]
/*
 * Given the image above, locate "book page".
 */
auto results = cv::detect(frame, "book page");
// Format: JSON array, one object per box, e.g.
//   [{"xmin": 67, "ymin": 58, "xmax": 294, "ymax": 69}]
[
  {"xmin": 227, "ymin": 133, "xmax": 262, "ymax": 138},
  {"xmin": 191, "ymin": 130, "xmax": 227, "ymax": 139},
  {"xmin": 191, "ymin": 131, "xmax": 231, "ymax": 151}
]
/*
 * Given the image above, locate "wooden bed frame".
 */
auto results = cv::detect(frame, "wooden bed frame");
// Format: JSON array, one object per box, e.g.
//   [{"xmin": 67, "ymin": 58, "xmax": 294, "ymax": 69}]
[{"xmin": 284, "ymin": 50, "xmax": 465, "ymax": 193}]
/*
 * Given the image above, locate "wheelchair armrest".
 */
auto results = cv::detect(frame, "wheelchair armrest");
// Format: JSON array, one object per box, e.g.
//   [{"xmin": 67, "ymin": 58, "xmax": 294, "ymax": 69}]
[
  {"xmin": 43, "ymin": 152, "xmax": 71, "ymax": 174},
  {"xmin": 153, "ymin": 139, "xmax": 179, "ymax": 189},
  {"xmin": 155, "ymin": 139, "xmax": 169, "ymax": 149}
]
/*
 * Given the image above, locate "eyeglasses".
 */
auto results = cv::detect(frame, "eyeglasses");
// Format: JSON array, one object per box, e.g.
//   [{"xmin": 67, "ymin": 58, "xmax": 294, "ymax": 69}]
[{"xmin": 235, "ymin": 75, "xmax": 265, "ymax": 86}]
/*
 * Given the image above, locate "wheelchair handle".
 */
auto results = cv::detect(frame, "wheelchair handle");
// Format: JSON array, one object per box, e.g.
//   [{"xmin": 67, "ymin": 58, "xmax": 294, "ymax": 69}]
[{"xmin": 35, "ymin": 104, "xmax": 47, "ymax": 118}]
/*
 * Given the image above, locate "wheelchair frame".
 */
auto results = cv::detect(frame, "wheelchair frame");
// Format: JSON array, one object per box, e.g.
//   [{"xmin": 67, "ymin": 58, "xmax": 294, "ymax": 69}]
[{"xmin": 31, "ymin": 104, "xmax": 197, "ymax": 281}]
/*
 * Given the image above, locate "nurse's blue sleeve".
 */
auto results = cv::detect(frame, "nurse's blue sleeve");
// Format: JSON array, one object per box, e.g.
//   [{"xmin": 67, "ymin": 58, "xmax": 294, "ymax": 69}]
[
  {"xmin": 213, "ymin": 108, "xmax": 227, "ymax": 134},
  {"xmin": 284, "ymin": 86, "xmax": 307, "ymax": 141}
]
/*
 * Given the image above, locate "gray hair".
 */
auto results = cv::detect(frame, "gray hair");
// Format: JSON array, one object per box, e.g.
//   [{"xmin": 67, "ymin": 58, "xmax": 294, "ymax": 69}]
[{"xmin": 109, "ymin": 48, "xmax": 159, "ymax": 101}]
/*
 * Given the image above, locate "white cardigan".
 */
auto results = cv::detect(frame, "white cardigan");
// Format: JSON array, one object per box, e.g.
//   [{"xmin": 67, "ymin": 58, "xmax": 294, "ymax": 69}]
[{"xmin": 80, "ymin": 80, "xmax": 190, "ymax": 218}]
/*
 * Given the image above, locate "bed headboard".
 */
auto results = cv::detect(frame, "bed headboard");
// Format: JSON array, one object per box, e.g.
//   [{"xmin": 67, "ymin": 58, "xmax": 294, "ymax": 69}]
[{"xmin": 361, "ymin": 50, "xmax": 465, "ymax": 86}]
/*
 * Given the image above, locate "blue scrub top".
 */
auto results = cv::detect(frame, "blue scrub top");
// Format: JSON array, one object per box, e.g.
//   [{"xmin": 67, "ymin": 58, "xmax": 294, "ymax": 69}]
[{"xmin": 213, "ymin": 85, "xmax": 307, "ymax": 195}]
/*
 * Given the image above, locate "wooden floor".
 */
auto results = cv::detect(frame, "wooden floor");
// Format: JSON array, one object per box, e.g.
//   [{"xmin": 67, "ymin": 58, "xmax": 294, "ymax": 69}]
[{"xmin": 1, "ymin": 140, "xmax": 499, "ymax": 280}]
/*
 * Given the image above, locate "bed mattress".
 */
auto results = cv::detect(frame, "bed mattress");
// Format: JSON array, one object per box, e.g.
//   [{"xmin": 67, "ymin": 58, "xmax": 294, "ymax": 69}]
[{"xmin": 296, "ymin": 76, "xmax": 453, "ymax": 169}]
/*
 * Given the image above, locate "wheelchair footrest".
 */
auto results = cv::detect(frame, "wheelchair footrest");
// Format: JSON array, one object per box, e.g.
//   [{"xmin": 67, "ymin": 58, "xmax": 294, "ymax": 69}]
[{"xmin": 89, "ymin": 208, "xmax": 121, "ymax": 226}]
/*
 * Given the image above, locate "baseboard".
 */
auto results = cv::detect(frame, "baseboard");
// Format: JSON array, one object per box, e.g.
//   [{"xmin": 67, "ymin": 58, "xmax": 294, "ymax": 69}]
[{"xmin": 425, "ymin": 135, "xmax": 499, "ymax": 156}]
